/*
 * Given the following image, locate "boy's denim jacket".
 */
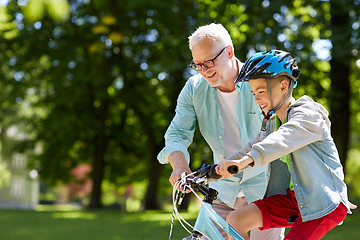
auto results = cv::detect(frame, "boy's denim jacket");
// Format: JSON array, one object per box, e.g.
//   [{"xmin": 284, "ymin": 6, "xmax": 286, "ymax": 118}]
[
  {"xmin": 238, "ymin": 95, "xmax": 351, "ymax": 222},
  {"xmin": 157, "ymin": 73, "xmax": 267, "ymax": 207}
]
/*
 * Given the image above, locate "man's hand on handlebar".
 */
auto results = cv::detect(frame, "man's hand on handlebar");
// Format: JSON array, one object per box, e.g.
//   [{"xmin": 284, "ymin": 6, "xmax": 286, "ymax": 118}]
[
  {"xmin": 168, "ymin": 151, "xmax": 192, "ymax": 187},
  {"xmin": 169, "ymin": 165, "xmax": 192, "ymax": 187},
  {"xmin": 216, "ymin": 155, "xmax": 254, "ymax": 179}
]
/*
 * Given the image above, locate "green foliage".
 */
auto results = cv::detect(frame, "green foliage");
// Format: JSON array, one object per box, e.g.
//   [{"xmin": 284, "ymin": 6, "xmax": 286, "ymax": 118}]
[
  {"xmin": 350, "ymin": 62, "xmax": 360, "ymax": 138},
  {"xmin": 1, "ymin": 0, "xmax": 360, "ymax": 209},
  {"xmin": 0, "ymin": 160, "xmax": 11, "ymax": 188},
  {"xmin": 23, "ymin": 0, "xmax": 70, "ymax": 22},
  {"xmin": 346, "ymin": 149, "xmax": 360, "ymax": 198}
]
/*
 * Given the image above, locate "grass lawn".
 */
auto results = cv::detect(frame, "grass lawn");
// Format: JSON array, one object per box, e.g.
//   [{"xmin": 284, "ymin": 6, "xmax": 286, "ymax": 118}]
[{"xmin": 0, "ymin": 205, "xmax": 358, "ymax": 240}]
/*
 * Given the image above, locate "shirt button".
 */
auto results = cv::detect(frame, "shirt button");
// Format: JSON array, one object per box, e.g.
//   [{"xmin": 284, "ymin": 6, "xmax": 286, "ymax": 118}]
[
  {"xmin": 219, "ymin": 136, "xmax": 222, "ymax": 139},
  {"xmin": 300, "ymin": 205, "xmax": 303, "ymax": 208},
  {"xmin": 219, "ymin": 115, "xmax": 221, "ymax": 119}
]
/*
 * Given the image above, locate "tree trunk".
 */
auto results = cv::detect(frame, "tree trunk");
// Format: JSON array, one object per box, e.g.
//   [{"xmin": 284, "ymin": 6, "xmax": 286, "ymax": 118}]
[
  {"xmin": 87, "ymin": 52, "xmax": 111, "ymax": 209},
  {"xmin": 144, "ymin": 146, "xmax": 162, "ymax": 210},
  {"xmin": 0, "ymin": 126, "xmax": 6, "ymax": 161},
  {"xmin": 329, "ymin": 0, "xmax": 351, "ymax": 169},
  {"xmin": 88, "ymin": 124, "xmax": 108, "ymax": 209}
]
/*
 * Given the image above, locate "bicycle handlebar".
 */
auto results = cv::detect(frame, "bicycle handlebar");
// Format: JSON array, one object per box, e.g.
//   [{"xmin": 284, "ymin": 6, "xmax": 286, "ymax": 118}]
[
  {"xmin": 172, "ymin": 164, "xmax": 244, "ymax": 239},
  {"xmin": 193, "ymin": 163, "xmax": 239, "ymax": 179},
  {"xmin": 194, "ymin": 163, "xmax": 222, "ymax": 179},
  {"xmin": 227, "ymin": 165, "xmax": 239, "ymax": 174},
  {"xmin": 176, "ymin": 163, "xmax": 240, "ymax": 204}
]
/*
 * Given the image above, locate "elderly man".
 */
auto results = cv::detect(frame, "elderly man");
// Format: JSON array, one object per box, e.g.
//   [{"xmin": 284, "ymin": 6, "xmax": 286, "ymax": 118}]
[{"xmin": 158, "ymin": 23, "xmax": 284, "ymax": 239}]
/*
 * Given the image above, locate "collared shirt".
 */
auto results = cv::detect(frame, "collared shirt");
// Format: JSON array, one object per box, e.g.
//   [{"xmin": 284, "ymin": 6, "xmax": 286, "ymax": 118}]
[
  {"xmin": 157, "ymin": 67, "xmax": 266, "ymax": 207},
  {"xmin": 250, "ymin": 96, "xmax": 351, "ymax": 221}
]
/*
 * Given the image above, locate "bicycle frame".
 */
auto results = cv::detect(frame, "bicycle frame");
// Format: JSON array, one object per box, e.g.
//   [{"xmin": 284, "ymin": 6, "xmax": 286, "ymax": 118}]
[{"xmin": 192, "ymin": 201, "xmax": 246, "ymax": 240}]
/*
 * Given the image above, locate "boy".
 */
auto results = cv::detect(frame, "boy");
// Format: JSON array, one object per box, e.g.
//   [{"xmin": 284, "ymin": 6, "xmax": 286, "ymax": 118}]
[{"xmin": 216, "ymin": 50, "xmax": 351, "ymax": 240}]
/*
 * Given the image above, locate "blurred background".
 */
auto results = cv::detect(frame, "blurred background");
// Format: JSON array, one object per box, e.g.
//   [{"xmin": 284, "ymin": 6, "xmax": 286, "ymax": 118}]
[{"xmin": 0, "ymin": 0, "xmax": 359, "ymax": 239}]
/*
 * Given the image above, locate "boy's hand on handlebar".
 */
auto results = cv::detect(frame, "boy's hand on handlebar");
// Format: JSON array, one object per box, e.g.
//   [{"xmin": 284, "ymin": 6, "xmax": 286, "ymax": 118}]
[
  {"xmin": 216, "ymin": 155, "xmax": 255, "ymax": 179},
  {"xmin": 216, "ymin": 160, "xmax": 239, "ymax": 179}
]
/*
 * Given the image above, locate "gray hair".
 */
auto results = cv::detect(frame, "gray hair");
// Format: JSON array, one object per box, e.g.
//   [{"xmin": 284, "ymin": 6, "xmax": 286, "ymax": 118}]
[{"xmin": 188, "ymin": 23, "xmax": 234, "ymax": 50}]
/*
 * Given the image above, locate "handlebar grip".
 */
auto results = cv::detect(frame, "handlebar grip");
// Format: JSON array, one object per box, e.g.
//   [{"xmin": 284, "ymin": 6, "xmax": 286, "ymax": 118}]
[
  {"xmin": 227, "ymin": 165, "xmax": 238, "ymax": 174},
  {"xmin": 209, "ymin": 164, "xmax": 222, "ymax": 179}
]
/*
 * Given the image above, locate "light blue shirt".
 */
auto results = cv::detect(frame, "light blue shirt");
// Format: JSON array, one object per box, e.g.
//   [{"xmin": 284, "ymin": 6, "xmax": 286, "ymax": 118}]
[{"xmin": 157, "ymin": 73, "xmax": 267, "ymax": 207}]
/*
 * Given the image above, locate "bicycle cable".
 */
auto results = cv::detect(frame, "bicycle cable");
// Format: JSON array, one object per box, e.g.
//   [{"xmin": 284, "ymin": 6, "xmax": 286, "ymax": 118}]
[
  {"xmin": 169, "ymin": 174, "xmax": 232, "ymax": 239},
  {"xmin": 168, "ymin": 166, "xmax": 246, "ymax": 240},
  {"xmin": 169, "ymin": 173, "xmax": 201, "ymax": 239},
  {"xmin": 173, "ymin": 180, "xmax": 195, "ymax": 233},
  {"xmin": 168, "ymin": 208, "xmax": 175, "ymax": 240}
]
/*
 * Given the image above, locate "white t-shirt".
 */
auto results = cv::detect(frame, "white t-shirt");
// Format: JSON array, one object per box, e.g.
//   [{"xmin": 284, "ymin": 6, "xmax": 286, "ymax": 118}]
[
  {"xmin": 217, "ymin": 88, "xmax": 245, "ymax": 198},
  {"xmin": 216, "ymin": 88, "xmax": 241, "ymax": 157}
]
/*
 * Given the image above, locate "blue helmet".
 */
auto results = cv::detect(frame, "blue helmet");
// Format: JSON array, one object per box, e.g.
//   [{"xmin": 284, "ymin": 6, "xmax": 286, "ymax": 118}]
[
  {"xmin": 236, "ymin": 50, "xmax": 301, "ymax": 122},
  {"xmin": 235, "ymin": 50, "xmax": 300, "ymax": 85}
]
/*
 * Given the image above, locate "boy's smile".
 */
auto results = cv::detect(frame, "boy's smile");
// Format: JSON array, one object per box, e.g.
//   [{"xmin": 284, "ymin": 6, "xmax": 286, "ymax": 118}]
[
  {"xmin": 249, "ymin": 78, "xmax": 272, "ymax": 112},
  {"xmin": 249, "ymin": 77, "xmax": 292, "ymax": 121},
  {"xmin": 259, "ymin": 103, "xmax": 268, "ymax": 111}
]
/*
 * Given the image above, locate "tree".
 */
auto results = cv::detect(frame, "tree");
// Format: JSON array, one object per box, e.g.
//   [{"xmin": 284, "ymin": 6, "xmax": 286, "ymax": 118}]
[
  {"xmin": 329, "ymin": 1, "xmax": 353, "ymax": 168},
  {"xmin": 2, "ymin": 0, "xmax": 360, "ymax": 209},
  {"xmin": 2, "ymin": 0, "xmax": 204, "ymax": 209}
]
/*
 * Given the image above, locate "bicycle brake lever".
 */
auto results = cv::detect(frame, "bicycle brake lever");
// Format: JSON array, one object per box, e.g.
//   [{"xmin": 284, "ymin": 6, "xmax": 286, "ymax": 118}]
[
  {"xmin": 177, "ymin": 172, "xmax": 188, "ymax": 205},
  {"xmin": 180, "ymin": 172, "xmax": 187, "ymax": 184}
]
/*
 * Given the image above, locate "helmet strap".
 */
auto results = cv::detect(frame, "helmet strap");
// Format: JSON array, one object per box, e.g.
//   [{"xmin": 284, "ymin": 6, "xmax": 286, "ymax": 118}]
[
  {"xmin": 263, "ymin": 78, "xmax": 275, "ymax": 120},
  {"xmin": 261, "ymin": 79, "xmax": 294, "ymax": 129},
  {"xmin": 274, "ymin": 80, "xmax": 294, "ymax": 113}
]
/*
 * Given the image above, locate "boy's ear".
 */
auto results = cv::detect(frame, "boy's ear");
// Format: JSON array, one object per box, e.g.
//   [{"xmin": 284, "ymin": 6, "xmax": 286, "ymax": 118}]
[{"xmin": 280, "ymin": 78, "xmax": 290, "ymax": 93}]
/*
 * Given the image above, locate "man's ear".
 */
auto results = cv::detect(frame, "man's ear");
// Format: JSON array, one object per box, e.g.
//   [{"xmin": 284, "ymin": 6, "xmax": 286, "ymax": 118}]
[{"xmin": 227, "ymin": 45, "xmax": 234, "ymax": 59}]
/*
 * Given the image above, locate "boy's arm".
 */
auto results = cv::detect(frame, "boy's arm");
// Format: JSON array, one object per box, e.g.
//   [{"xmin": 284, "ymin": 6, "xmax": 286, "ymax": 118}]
[
  {"xmin": 250, "ymin": 107, "xmax": 325, "ymax": 166},
  {"xmin": 216, "ymin": 155, "xmax": 255, "ymax": 179}
]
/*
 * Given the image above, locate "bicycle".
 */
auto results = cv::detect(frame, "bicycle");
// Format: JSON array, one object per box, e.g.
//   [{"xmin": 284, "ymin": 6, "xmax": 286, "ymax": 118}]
[{"xmin": 168, "ymin": 163, "xmax": 245, "ymax": 240}]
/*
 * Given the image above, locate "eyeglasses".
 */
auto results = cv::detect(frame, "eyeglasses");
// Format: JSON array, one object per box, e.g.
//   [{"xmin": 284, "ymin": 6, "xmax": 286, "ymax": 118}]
[{"xmin": 189, "ymin": 47, "xmax": 227, "ymax": 71}]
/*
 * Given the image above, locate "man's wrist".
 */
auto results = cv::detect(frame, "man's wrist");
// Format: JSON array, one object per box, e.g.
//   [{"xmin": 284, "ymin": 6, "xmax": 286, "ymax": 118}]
[{"xmin": 169, "ymin": 151, "xmax": 188, "ymax": 169}]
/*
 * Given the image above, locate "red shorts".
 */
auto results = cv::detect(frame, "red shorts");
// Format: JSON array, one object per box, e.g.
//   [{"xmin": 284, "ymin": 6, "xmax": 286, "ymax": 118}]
[{"xmin": 253, "ymin": 189, "xmax": 347, "ymax": 240}]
